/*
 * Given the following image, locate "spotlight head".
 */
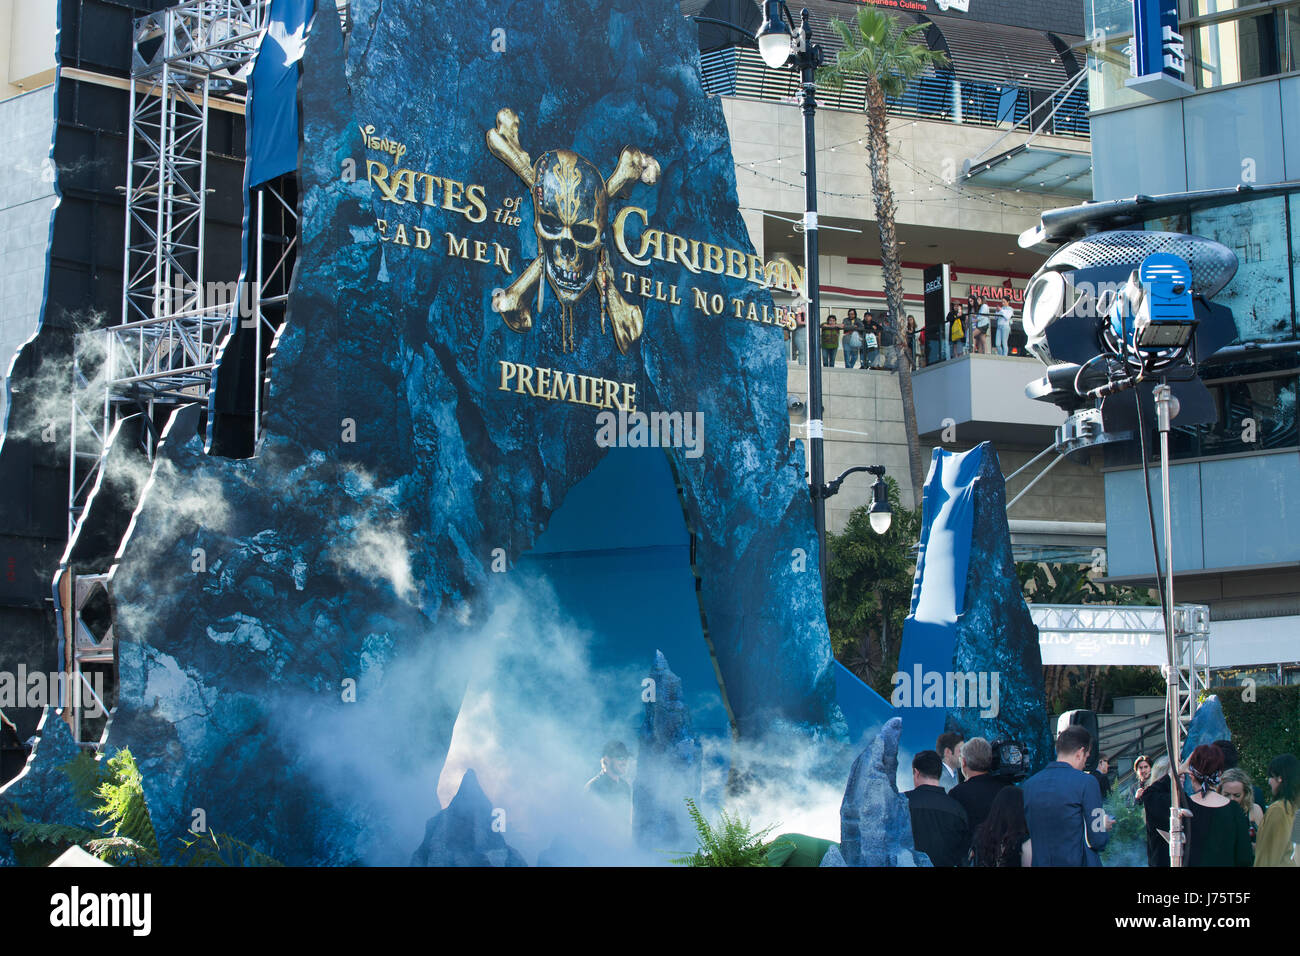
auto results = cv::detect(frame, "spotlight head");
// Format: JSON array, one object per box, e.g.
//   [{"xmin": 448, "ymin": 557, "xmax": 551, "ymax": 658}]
[
  {"xmin": 1020, "ymin": 230, "xmax": 1238, "ymax": 457},
  {"xmin": 1021, "ymin": 231, "xmax": 1237, "ymax": 368},
  {"xmin": 1132, "ymin": 254, "xmax": 1198, "ymax": 349}
]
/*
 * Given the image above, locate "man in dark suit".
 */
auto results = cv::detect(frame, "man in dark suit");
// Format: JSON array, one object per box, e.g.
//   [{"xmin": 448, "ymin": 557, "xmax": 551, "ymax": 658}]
[
  {"xmin": 1022, "ymin": 725, "xmax": 1113, "ymax": 866},
  {"xmin": 937, "ymin": 731, "xmax": 964, "ymax": 792},
  {"xmin": 906, "ymin": 750, "xmax": 971, "ymax": 866},
  {"xmin": 950, "ymin": 736, "xmax": 1010, "ymax": 836}
]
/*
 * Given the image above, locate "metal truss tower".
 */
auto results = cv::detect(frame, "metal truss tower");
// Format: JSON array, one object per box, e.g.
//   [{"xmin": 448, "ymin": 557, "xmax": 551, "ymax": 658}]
[
  {"xmin": 60, "ymin": 0, "xmax": 298, "ymax": 743},
  {"xmin": 67, "ymin": 0, "xmax": 278, "ymax": 541},
  {"xmin": 1030, "ymin": 601, "xmax": 1211, "ymax": 738}
]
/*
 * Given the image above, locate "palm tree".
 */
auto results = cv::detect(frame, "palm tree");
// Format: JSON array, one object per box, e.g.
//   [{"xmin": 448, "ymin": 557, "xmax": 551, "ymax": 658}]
[{"xmin": 819, "ymin": 9, "xmax": 947, "ymax": 507}]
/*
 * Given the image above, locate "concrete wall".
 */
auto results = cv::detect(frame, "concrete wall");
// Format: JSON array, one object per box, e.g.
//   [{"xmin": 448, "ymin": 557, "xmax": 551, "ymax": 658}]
[
  {"xmin": 911, "ymin": 352, "xmax": 1065, "ymax": 438},
  {"xmin": 0, "ymin": 0, "xmax": 57, "ymax": 101},
  {"xmin": 787, "ymin": 365, "xmax": 914, "ymax": 532},
  {"xmin": 786, "ymin": 363, "xmax": 1106, "ymax": 534},
  {"xmin": 721, "ymin": 96, "xmax": 1082, "ymax": 238},
  {"xmin": 0, "ymin": 82, "xmax": 56, "ymax": 425}
]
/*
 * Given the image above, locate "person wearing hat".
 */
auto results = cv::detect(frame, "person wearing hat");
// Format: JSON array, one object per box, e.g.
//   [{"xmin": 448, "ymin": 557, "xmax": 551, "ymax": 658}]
[{"xmin": 585, "ymin": 740, "xmax": 632, "ymax": 806}]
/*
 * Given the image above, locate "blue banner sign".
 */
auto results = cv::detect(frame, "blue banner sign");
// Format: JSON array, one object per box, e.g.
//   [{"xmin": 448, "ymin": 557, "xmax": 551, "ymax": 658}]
[{"xmin": 1130, "ymin": 0, "xmax": 1186, "ymax": 82}]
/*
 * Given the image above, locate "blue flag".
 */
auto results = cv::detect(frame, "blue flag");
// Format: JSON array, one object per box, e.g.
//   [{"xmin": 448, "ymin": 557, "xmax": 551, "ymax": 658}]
[{"xmin": 247, "ymin": 0, "xmax": 314, "ymax": 187}]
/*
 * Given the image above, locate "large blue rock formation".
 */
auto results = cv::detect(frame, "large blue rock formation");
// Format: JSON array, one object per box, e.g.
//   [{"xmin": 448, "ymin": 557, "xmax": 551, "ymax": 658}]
[
  {"xmin": 831, "ymin": 716, "xmax": 927, "ymax": 867},
  {"xmin": 49, "ymin": 0, "xmax": 845, "ymax": 864},
  {"xmin": 632, "ymin": 651, "xmax": 702, "ymax": 852},
  {"xmin": 0, "ymin": 710, "xmax": 100, "ymax": 866},
  {"xmin": 1181, "ymin": 695, "xmax": 1231, "ymax": 761},
  {"xmin": 896, "ymin": 444, "xmax": 1054, "ymax": 771},
  {"xmin": 410, "ymin": 769, "xmax": 527, "ymax": 867}
]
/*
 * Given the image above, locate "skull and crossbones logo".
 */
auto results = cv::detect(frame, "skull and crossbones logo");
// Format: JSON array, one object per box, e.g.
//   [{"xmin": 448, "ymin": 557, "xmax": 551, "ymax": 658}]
[{"xmin": 486, "ymin": 108, "xmax": 660, "ymax": 354}]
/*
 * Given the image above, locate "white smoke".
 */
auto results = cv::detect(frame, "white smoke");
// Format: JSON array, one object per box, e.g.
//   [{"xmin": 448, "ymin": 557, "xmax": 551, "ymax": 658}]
[
  {"xmin": 2, "ymin": 309, "xmax": 110, "ymax": 450},
  {"xmin": 707, "ymin": 732, "xmax": 847, "ymax": 847},
  {"xmin": 323, "ymin": 464, "xmax": 417, "ymax": 606}
]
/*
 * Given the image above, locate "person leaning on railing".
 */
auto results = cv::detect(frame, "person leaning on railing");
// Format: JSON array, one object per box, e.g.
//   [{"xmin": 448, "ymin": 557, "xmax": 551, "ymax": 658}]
[{"xmin": 820, "ymin": 314, "xmax": 841, "ymax": 368}]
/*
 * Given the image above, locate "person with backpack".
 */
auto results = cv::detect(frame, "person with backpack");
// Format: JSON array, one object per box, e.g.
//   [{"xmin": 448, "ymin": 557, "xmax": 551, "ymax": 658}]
[
  {"xmin": 949, "ymin": 306, "xmax": 965, "ymax": 358},
  {"xmin": 863, "ymin": 313, "xmax": 881, "ymax": 369}
]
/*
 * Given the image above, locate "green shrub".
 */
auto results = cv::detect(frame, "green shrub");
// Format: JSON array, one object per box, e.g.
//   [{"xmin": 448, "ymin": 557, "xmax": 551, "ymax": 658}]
[
  {"xmin": 1, "ymin": 747, "xmax": 280, "ymax": 866},
  {"xmin": 1102, "ymin": 786, "xmax": 1165, "ymax": 867},
  {"xmin": 1220, "ymin": 684, "xmax": 1300, "ymax": 797}
]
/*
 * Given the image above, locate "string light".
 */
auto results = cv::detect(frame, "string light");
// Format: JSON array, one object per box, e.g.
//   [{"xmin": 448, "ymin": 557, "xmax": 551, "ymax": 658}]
[
  {"xmin": 732, "ymin": 129, "xmax": 1063, "ymax": 213},
  {"xmin": 736, "ymin": 161, "xmax": 1046, "ymax": 213}
]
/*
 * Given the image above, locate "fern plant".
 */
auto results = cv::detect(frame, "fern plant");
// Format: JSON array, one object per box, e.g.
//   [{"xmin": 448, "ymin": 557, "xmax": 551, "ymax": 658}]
[
  {"xmin": 89, "ymin": 749, "xmax": 161, "ymax": 865},
  {"xmin": 1, "ymin": 746, "xmax": 281, "ymax": 866},
  {"xmin": 0, "ymin": 749, "xmax": 156, "ymax": 865},
  {"xmin": 0, "ymin": 807, "xmax": 102, "ymax": 867},
  {"xmin": 671, "ymin": 797, "xmax": 778, "ymax": 867},
  {"xmin": 177, "ymin": 829, "xmax": 284, "ymax": 867}
]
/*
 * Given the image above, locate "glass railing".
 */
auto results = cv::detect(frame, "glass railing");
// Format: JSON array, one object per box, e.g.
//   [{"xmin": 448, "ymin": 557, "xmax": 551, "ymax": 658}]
[{"xmin": 698, "ymin": 49, "xmax": 1091, "ymax": 139}]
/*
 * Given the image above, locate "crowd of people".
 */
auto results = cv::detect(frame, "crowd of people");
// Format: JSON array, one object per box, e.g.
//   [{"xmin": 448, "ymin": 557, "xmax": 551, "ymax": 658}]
[
  {"xmin": 905, "ymin": 728, "xmax": 1300, "ymax": 867},
  {"xmin": 785, "ymin": 307, "xmax": 914, "ymax": 370},
  {"xmin": 785, "ymin": 295, "xmax": 1019, "ymax": 371}
]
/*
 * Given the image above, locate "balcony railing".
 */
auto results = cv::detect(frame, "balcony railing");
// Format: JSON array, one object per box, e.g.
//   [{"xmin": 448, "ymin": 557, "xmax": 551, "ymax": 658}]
[{"xmin": 699, "ymin": 47, "xmax": 1090, "ymax": 139}]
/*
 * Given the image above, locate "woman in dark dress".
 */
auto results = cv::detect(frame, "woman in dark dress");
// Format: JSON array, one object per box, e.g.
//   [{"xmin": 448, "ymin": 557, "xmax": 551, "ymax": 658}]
[
  {"xmin": 1183, "ymin": 744, "xmax": 1253, "ymax": 867},
  {"xmin": 1135, "ymin": 755, "xmax": 1172, "ymax": 866},
  {"xmin": 971, "ymin": 785, "xmax": 1031, "ymax": 867}
]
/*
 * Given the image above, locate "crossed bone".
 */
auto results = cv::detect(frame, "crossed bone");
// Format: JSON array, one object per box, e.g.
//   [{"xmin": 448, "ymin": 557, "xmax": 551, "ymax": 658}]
[{"xmin": 486, "ymin": 108, "xmax": 659, "ymax": 352}]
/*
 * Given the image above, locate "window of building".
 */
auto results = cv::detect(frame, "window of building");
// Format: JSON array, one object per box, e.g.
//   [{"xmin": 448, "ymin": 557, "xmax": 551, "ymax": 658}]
[
  {"xmin": 1183, "ymin": 0, "xmax": 1300, "ymax": 89},
  {"xmin": 1170, "ymin": 373, "xmax": 1300, "ymax": 458},
  {"xmin": 1088, "ymin": 1, "xmax": 1300, "ymax": 106},
  {"xmin": 1190, "ymin": 195, "xmax": 1296, "ymax": 344}
]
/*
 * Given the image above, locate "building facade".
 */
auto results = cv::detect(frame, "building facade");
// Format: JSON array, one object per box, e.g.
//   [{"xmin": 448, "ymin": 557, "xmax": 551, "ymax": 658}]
[
  {"xmin": 1084, "ymin": 0, "xmax": 1300, "ymax": 683},
  {"xmin": 695, "ymin": 0, "xmax": 1109, "ymax": 559}
]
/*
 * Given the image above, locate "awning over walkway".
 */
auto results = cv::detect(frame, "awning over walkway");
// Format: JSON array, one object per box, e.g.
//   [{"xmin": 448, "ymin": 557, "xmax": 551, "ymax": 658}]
[{"xmin": 965, "ymin": 143, "xmax": 1093, "ymax": 199}]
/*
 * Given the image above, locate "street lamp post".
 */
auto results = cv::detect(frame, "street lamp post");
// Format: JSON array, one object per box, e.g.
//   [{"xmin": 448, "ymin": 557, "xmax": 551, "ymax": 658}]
[
  {"xmin": 755, "ymin": 2, "xmax": 832, "ymax": 586},
  {"xmin": 693, "ymin": 5, "xmax": 888, "ymax": 596},
  {"xmin": 822, "ymin": 465, "xmax": 893, "ymax": 533}
]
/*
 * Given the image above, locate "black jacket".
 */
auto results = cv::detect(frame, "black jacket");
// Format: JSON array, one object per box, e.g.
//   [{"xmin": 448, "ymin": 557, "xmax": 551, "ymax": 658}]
[
  {"xmin": 1136, "ymin": 775, "xmax": 1172, "ymax": 867},
  {"xmin": 907, "ymin": 784, "xmax": 971, "ymax": 867},
  {"xmin": 950, "ymin": 773, "xmax": 1011, "ymax": 836}
]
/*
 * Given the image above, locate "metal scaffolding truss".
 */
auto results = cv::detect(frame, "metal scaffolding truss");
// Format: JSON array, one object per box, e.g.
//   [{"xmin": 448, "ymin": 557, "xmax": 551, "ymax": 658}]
[
  {"xmin": 66, "ymin": 348, "xmax": 110, "ymax": 539},
  {"xmin": 123, "ymin": 0, "xmax": 270, "ymax": 329},
  {"xmin": 58, "ymin": 0, "xmax": 308, "ymax": 746},
  {"xmin": 1031, "ymin": 602, "xmax": 1211, "ymax": 735},
  {"xmin": 67, "ymin": 0, "xmax": 279, "ymax": 541},
  {"xmin": 1032, "ymin": 603, "xmax": 1169, "ymax": 638},
  {"xmin": 1172, "ymin": 603, "xmax": 1211, "ymax": 730},
  {"xmin": 57, "ymin": 572, "xmax": 116, "ymax": 745}
]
